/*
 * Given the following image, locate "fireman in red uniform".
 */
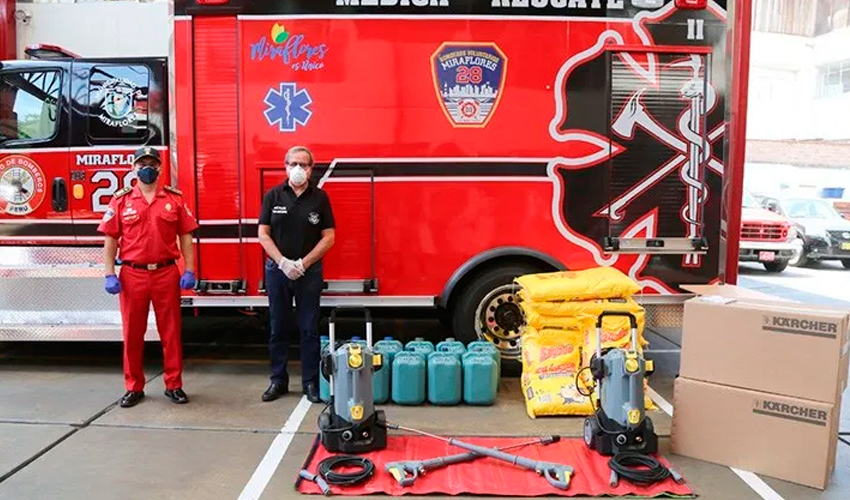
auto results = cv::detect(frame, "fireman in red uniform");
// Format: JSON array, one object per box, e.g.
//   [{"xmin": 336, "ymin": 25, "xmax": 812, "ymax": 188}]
[{"xmin": 97, "ymin": 147, "xmax": 199, "ymax": 408}]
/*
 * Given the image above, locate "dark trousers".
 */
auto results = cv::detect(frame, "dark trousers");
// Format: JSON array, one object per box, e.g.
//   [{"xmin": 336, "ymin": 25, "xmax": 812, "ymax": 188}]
[{"xmin": 265, "ymin": 258, "xmax": 323, "ymax": 389}]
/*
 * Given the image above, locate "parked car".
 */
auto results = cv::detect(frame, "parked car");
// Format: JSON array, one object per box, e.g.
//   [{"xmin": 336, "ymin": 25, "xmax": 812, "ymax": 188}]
[
  {"xmin": 738, "ymin": 190, "xmax": 797, "ymax": 273},
  {"xmin": 762, "ymin": 197, "xmax": 850, "ymax": 268}
]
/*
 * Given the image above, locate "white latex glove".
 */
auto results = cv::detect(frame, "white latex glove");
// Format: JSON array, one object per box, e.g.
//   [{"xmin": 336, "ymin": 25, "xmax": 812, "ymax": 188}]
[
  {"xmin": 294, "ymin": 258, "xmax": 307, "ymax": 274},
  {"xmin": 278, "ymin": 257, "xmax": 304, "ymax": 280}
]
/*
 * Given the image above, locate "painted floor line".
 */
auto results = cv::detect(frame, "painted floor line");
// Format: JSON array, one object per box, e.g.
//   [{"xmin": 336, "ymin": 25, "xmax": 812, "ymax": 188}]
[
  {"xmin": 237, "ymin": 396, "xmax": 312, "ymax": 500},
  {"xmin": 649, "ymin": 386, "xmax": 787, "ymax": 500}
]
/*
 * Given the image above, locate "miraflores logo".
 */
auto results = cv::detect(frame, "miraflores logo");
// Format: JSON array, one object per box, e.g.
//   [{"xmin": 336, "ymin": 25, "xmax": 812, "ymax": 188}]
[
  {"xmin": 96, "ymin": 77, "xmax": 141, "ymax": 128},
  {"xmin": 250, "ymin": 23, "xmax": 329, "ymax": 72},
  {"xmin": 336, "ymin": 0, "xmax": 449, "ymax": 5},
  {"xmin": 491, "ymin": 0, "xmax": 624, "ymax": 8}
]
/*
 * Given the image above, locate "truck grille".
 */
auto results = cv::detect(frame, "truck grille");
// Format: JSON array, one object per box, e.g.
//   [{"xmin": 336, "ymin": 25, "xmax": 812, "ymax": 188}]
[{"xmin": 741, "ymin": 222, "xmax": 787, "ymax": 241}]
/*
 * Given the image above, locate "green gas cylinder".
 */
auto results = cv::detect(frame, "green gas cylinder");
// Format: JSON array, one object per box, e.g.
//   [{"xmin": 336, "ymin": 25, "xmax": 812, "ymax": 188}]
[
  {"xmin": 428, "ymin": 351, "xmax": 462, "ymax": 406},
  {"xmin": 462, "ymin": 350, "xmax": 498, "ymax": 406},
  {"xmin": 320, "ymin": 336, "xmax": 330, "ymax": 403},
  {"xmin": 391, "ymin": 351, "xmax": 426, "ymax": 405},
  {"xmin": 373, "ymin": 337, "xmax": 403, "ymax": 404},
  {"xmin": 467, "ymin": 341, "xmax": 501, "ymax": 381},
  {"xmin": 436, "ymin": 337, "xmax": 466, "ymax": 359},
  {"xmin": 405, "ymin": 337, "xmax": 435, "ymax": 357}
]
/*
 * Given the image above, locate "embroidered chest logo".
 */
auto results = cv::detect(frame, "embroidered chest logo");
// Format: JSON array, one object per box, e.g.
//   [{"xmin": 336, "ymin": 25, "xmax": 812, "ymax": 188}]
[
  {"xmin": 308, "ymin": 212, "xmax": 320, "ymax": 225},
  {"xmin": 273, "ymin": 205, "xmax": 288, "ymax": 215}
]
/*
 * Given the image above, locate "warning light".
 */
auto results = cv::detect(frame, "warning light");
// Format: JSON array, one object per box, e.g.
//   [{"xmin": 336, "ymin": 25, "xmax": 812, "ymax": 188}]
[
  {"xmin": 675, "ymin": 0, "xmax": 708, "ymax": 8},
  {"xmin": 197, "ymin": 0, "xmax": 229, "ymax": 5}
]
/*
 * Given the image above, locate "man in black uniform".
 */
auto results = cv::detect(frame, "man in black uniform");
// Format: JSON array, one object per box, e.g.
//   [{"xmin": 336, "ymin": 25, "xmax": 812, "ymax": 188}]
[{"xmin": 258, "ymin": 146, "xmax": 335, "ymax": 403}]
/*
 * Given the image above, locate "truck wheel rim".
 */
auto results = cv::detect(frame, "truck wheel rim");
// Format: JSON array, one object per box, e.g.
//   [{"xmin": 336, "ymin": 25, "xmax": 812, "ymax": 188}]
[{"xmin": 474, "ymin": 284, "xmax": 524, "ymax": 360}]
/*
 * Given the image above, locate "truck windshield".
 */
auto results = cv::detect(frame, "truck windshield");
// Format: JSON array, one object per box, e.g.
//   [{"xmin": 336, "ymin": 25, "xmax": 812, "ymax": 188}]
[
  {"xmin": 742, "ymin": 190, "xmax": 760, "ymax": 208},
  {"xmin": 0, "ymin": 71, "xmax": 61, "ymax": 144},
  {"xmin": 782, "ymin": 199, "xmax": 842, "ymax": 219}
]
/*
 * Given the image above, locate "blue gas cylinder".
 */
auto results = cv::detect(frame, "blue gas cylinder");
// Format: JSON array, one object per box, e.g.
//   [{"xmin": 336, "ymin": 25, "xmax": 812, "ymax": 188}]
[
  {"xmin": 436, "ymin": 337, "xmax": 466, "ymax": 360},
  {"xmin": 467, "ymin": 341, "xmax": 501, "ymax": 381},
  {"xmin": 428, "ymin": 351, "xmax": 462, "ymax": 406},
  {"xmin": 405, "ymin": 337, "xmax": 435, "ymax": 357},
  {"xmin": 462, "ymin": 350, "xmax": 498, "ymax": 405},
  {"xmin": 373, "ymin": 337, "xmax": 403, "ymax": 404},
  {"xmin": 320, "ymin": 335, "xmax": 330, "ymax": 403},
  {"xmin": 391, "ymin": 351, "xmax": 426, "ymax": 405}
]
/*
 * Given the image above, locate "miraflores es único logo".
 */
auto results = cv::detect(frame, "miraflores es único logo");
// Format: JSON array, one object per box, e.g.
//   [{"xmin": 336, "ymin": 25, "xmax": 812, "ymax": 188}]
[{"xmin": 250, "ymin": 23, "xmax": 328, "ymax": 72}]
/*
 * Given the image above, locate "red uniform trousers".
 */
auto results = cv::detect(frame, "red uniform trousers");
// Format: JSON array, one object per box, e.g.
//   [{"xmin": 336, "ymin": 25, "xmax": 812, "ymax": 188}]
[{"xmin": 118, "ymin": 264, "xmax": 183, "ymax": 392}]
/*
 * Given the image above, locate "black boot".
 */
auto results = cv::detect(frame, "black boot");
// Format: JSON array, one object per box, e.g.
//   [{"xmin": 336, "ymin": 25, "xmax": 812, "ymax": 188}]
[{"xmin": 303, "ymin": 381, "xmax": 320, "ymax": 403}]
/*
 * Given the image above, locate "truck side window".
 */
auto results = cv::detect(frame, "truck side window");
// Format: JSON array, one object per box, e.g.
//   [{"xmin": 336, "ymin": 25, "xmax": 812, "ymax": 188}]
[
  {"xmin": 0, "ymin": 70, "xmax": 61, "ymax": 145},
  {"xmin": 87, "ymin": 65, "xmax": 150, "ymax": 143}
]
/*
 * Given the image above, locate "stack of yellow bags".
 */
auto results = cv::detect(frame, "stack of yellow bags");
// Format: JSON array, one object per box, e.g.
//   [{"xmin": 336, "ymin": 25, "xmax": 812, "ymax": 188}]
[{"xmin": 516, "ymin": 266, "xmax": 655, "ymax": 418}]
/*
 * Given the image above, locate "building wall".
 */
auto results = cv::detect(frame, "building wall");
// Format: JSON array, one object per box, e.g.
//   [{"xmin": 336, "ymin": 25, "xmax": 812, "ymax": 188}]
[{"xmin": 13, "ymin": 0, "xmax": 170, "ymax": 59}]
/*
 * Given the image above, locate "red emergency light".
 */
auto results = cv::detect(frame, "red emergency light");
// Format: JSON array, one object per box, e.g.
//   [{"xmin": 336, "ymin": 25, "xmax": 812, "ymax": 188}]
[
  {"xmin": 196, "ymin": 0, "xmax": 229, "ymax": 4},
  {"xmin": 675, "ymin": 0, "xmax": 708, "ymax": 8},
  {"xmin": 24, "ymin": 44, "xmax": 80, "ymax": 60}
]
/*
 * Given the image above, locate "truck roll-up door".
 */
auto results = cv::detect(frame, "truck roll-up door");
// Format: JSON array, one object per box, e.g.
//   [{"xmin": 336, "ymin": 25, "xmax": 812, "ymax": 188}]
[{"xmin": 601, "ymin": 47, "xmax": 713, "ymax": 262}]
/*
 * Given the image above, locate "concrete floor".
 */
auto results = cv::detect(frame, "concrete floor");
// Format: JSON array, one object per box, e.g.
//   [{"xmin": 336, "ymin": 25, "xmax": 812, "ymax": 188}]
[{"xmin": 1, "ymin": 278, "xmax": 848, "ymax": 499}]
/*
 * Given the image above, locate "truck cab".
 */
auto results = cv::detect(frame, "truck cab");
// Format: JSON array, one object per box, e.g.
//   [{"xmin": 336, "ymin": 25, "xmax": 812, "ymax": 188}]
[
  {"xmin": 738, "ymin": 189, "xmax": 796, "ymax": 273},
  {"xmin": 0, "ymin": 44, "xmax": 168, "ymax": 244}
]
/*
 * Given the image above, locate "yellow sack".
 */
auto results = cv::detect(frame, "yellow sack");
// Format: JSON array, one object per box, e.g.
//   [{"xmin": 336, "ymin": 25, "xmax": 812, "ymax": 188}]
[
  {"xmin": 520, "ymin": 304, "xmax": 584, "ymax": 331},
  {"xmin": 515, "ymin": 266, "xmax": 641, "ymax": 302},
  {"xmin": 521, "ymin": 299, "xmax": 645, "ymax": 336},
  {"xmin": 521, "ymin": 328, "xmax": 582, "ymax": 376},
  {"xmin": 521, "ymin": 371, "xmax": 596, "ymax": 418}
]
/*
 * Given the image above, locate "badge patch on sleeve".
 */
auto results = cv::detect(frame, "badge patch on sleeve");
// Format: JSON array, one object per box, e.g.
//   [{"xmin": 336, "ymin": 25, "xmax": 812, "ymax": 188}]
[
  {"xmin": 102, "ymin": 207, "xmax": 115, "ymax": 222},
  {"xmin": 431, "ymin": 42, "xmax": 507, "ymax": 128}
]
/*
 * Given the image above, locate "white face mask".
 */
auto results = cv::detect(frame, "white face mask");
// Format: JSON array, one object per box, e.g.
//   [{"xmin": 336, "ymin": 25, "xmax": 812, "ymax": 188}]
[{"xmin": 288, "ymin": 165, "xmax": 308, "ymax": 186}]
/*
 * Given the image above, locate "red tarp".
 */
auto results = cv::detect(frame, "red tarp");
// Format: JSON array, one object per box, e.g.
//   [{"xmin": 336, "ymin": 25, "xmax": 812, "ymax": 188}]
[{"xmin": 296, "ymin": 435, "xmax": 695, "ymax": 498}]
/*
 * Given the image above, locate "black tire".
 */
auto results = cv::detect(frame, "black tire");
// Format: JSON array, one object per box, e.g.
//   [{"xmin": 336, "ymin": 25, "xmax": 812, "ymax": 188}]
[
  {"xmin": 450, "ymin": 263, "xmax": 543, "ymax": 361},
  {"xmin": 763, "ymin": 260, "xmax": 788, "ymax": 273},
  {"xmin": 842, "ymin": 259, "xmax": 850, "ymax": 269}
]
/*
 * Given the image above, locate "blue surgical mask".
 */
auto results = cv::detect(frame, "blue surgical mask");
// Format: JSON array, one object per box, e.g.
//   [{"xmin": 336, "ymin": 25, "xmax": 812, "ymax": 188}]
[{"xmin": 137, "ymin": 166, "xmax": 160, "ymax": 185}]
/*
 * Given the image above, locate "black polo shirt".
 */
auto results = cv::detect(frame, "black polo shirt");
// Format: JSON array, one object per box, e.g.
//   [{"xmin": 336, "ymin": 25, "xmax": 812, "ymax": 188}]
[{"xmin": 259, "ymin": 183, "xmax": 335, "ymax": 261}]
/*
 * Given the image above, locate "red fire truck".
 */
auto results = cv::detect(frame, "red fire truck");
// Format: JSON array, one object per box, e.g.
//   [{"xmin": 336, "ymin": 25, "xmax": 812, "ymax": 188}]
[{"xmin": 0, "ymin": 0, "xmax": 750, "ymax": 359}]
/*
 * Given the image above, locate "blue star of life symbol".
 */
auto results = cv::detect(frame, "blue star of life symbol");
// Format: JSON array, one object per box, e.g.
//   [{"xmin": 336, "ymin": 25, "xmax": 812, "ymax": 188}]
[{"xmin": 263, "ymin": 83, "xmax": 313, "ymax": 132}]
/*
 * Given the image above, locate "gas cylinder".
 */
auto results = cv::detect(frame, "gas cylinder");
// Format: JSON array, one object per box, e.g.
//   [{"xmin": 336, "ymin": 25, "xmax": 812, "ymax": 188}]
[
  {"xmin": 372, "ymin": 337, "xmax": 403, "ymax": 404},
  {"xmin": 436, "ymin": 337, "xmax": 466, "ymax": 360},
  {"xmin": 428, "ymin": 351, "xmax": 462, "ymax": 406},
  {"xmin": 405, "ymin": 337, "xmax": 435, "ymax": 357},
  {"xmin": 391, "ymin": 351, "xmax": 426, "ymax": 405},
  {"xmin": 462, "ymin": 350, "xmax": 498, "ymax": 405},
  {"xmin": 467, "ymin": 340, "xmax": 501, "ymax": 380}
]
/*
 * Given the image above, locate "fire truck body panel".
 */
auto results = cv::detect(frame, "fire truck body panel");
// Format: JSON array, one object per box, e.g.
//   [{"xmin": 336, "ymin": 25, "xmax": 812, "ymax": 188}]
[{"xmin": 0, "ymin": 0, "xmax": 745, "ymax": 356}]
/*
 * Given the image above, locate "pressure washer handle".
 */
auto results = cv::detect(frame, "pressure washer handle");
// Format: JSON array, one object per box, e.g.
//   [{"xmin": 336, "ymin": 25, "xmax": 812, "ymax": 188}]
[
  {"xmin": 385, "ymin": 462, "xmax": 419, "ymax": 487},
  {"xmin": 595, "ymin": 311, "xmax": 639, "ymax": 357},
  {"xmin": 539, "ymin": 463, "xmax": 573, "ymax": 490},
  {"xmin": 329, "ymin": 307, "xmax": 374, "ymax": 347}
]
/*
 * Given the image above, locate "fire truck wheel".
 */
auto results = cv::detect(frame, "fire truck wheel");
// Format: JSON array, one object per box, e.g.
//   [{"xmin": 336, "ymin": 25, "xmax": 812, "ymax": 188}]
[{"xmin": 451, "ymin": 263, "xmax": 542, "ymax": 361}]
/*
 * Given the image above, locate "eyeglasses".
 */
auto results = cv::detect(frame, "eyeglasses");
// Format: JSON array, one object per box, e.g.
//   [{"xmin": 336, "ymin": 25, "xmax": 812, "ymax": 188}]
[{"xmin": 286, "ymin": 161, "xmax": 312, "ymax": 168}]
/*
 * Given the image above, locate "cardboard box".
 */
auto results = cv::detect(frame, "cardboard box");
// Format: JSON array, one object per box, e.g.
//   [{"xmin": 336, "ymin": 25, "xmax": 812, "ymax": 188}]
[
  {"xmin": 672, "ymin": 377, "xmax": 839, "ymax": 490},
  {"xmin": 681, "ymin": 295, "xmax": 850, "ymax": 403},
  {"xmin": 681, "ymin": 283, "xmax": 794, "ymax": 302}
]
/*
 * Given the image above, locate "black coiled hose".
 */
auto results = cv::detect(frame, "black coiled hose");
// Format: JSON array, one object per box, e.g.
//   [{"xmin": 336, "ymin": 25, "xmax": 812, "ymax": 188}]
[
  {"xmin": 318, "ymin": 455, "xmax": 375, "ymax": 486},
  {"xmin": 608, "ymin": 452, "xmax": 671, "ymax": 485}
]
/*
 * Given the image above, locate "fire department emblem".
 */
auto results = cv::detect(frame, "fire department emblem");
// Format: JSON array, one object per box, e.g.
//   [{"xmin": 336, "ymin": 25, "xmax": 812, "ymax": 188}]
[
  {"xmin": 0, "ymin": 155, "xmax": 46, "ymax": 216},
  {"xmin": 431, "ymin": 42, "xmax": 507, "ymax": 128},
  {"xmin": 308, "ymin": 212, "xmax": 320, "ymax": 225},
  {"xmin": 95, "ymin": 77, "xmax": 142, "ymax": 128},
  {"xmin": 264, "ymin": 82, "xmax": 313, "ymax": 132}
]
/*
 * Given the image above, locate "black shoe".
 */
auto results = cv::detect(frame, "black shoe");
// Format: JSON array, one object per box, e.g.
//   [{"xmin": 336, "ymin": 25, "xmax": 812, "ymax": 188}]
[
  {"xmin": 164, "ymin": 388, "xmax": 189, "ymax": 404},
  {"xmin": 262, "ymin": 381, "xmax": 289, "ymax": 402},
  {"xmin": 303, "ymin": 382, "xmax": 320, "ymax": 403},
  {"xmin": 120, "ymin": 390, "xmax": 145, "ymax": 408}
]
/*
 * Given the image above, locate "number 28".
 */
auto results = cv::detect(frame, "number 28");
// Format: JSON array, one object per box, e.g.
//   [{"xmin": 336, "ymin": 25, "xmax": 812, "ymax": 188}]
[{"xmin": 456, "ymin": 66, "xmax": 482, "ymax": 84}]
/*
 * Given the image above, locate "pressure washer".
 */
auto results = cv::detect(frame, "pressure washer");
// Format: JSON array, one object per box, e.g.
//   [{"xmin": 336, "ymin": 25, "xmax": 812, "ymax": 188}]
[
  {"xmin": 318, "ymin": 307, "xmax": 387, "ymax": 454},
  {"xmin": 579, "ymin": 311, "xmax": 682, "ymax": 486}
]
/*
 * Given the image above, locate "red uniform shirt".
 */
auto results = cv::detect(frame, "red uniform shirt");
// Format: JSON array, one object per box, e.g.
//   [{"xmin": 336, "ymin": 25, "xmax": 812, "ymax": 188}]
[{"xmin": 97, "ymin": 185, "xmax": 199, "ymax": 264}]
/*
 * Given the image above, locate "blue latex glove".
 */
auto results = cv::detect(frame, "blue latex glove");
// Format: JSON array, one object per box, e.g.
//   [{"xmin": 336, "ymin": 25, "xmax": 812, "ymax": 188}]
[
  {"xmin": 180, "ymin": 271, "xmax": 196, "ymax": 290},
  {"xmin": 105, "ymin": 274, "xmax": 121, "ymax": 295}
]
